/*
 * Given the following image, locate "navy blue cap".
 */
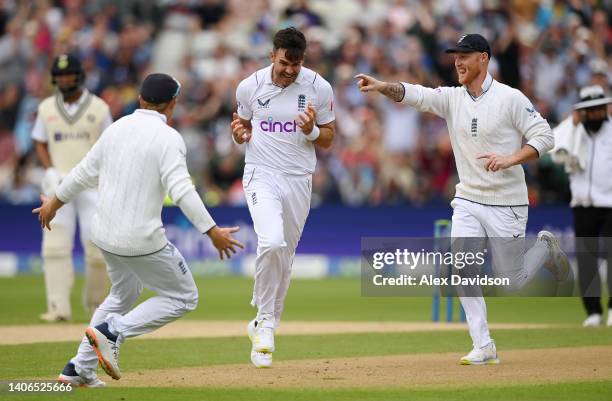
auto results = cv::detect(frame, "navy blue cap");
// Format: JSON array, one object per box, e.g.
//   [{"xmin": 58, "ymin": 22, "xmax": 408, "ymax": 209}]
[
  {"xmin": 51, "ymin": 54, "xmax": 83, "ymax": 76},
  {"xmin": 445, "ymin": 34, "xmax": 491, "ymax": 58},
  {"xmin": 140, "ymin": 73, "xmax": 181, "ymax": 104}
]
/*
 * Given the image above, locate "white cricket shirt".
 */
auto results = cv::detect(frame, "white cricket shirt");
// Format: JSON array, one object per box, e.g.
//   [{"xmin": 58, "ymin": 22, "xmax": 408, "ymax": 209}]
[
  {"xmin": 56, "ymin": 109, "xmax": 216, "ymax": 256},
  {"xmin": 32, "ymin": 90, "xmax": 113, "ymax": 143},
  {"xmin": 236, "ymin": 64, "xmax": 335, "ymax": 175},
  {"xmin": 400, "ymin": 73, "xmax": 554, "ymax": 206},
  {"xmin": 555, "ymin": 118, "xmax": 612, "ymax": 208}
]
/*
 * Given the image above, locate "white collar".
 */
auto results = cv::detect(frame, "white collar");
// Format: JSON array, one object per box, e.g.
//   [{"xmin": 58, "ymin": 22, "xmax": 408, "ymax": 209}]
[
  {"xmin": 466, "ymin": 73, "xmax": 493, "ymax": 101},
  {"xmin": 265, "ymin": 64, "xmax": 305, "ymax": 87},
  {"xmin": 135, "ymin": 108, "xmax": 167, "ymax": 123}
]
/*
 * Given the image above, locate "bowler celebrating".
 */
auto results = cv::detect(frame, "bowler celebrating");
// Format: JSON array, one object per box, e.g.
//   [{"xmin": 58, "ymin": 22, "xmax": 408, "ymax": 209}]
[
  {"xmin": 231, "ymin": 27, "xmax": 335, "ymax": 368},
  {"xmin": 356, "ymin": 34, "xmax": 569, "ymax": 365}
]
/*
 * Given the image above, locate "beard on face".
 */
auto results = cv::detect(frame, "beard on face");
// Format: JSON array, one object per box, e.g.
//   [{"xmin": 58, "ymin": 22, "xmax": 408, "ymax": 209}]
[{"xmin": 583, "ymin": 115, "xmax": 608, "ymax": 133}]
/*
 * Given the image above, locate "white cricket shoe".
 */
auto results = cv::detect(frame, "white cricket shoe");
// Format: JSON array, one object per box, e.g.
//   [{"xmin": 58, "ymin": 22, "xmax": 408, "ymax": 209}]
[
  {"xmin": 583, "ymin": 313, "xmax": 602, "ymax": 327},
  {"xmin": 250, "ymin": 350, "xmax": 273, "ymax": 368},
  {"xmin": 57, "ymin": 362, "xmax": 106, "ymax": 388},
  {"xmin": 248, "ymin": 319, "xmax": 275, "ymax": 353},
  {"xmin": 247, "ymin": 319, "xmax": 274, "ymax": 367},
  {"xmin": 85, "ymin": 322, "xmax": 121, "ymax": 380},
  {"xmin": 40, "ymin": 312, "xmax": 71, "ymax": 323},
  {"xmin": 607, "ymin": 310, "xmax": 612, "ymax": 327},
  {"xmin": 537, "ymin": 231, "xmax": 570, "ymax": 281},
  {"xmin": 460, "ymin": 341, "xmax": 500, "ymax": 365}
]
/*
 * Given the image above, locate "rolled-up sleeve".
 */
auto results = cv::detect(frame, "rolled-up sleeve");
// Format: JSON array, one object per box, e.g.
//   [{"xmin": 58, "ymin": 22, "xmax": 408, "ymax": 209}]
[
  {"xmin": 511, "ymin": 90, "xmax": 554, "ymax": 156},
  {"xmin": 399, "ymin": 83, "xmax": 452, "ymax": 119}
]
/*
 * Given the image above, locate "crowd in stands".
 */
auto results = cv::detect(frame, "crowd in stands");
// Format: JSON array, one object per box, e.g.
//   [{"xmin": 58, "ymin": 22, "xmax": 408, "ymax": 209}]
[{"xmin": 0, "ymin": 0, "xmax": 609, "ymax": 207}]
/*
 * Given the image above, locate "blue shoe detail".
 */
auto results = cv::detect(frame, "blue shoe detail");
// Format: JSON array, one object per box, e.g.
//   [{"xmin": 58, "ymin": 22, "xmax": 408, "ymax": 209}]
[
  {"xmin": 95, "ymin": 322, "xmax": 118, "ymax": 343},
  {"xmin": 61, "ymin": 362, "xmax": 78, "ymax": 377}
]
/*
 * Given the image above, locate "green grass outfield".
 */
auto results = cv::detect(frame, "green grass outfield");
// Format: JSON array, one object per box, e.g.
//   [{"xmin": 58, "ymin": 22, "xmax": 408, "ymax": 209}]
[
  {"xmin": 0, "ymin": 276, "xmax": 588, "ymax": 324},
  {"xmin": 0, "ymin": 276, "xmax": 610, "ymax": 401}
]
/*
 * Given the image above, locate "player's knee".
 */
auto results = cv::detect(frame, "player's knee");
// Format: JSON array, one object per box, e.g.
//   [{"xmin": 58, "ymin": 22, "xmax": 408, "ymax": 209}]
[
  {"xmin": 176, "ymin": 289, "xmax": 198, "ymax": 314},
  {"xmin": 261, "ymin": 236, "xmax": 286, "ymax": 254},
  {"xmin": 42, "ymin": 242, "xmax": 71, "ymax": 259},
  {"xmin": 184, "ymin": 293, "xmax": 199, "ymax": 312},
  {"xmin": 505, "ymin": 275, "xmax": 525, "ymax": 293},
  {"xmin": 42, "ymin": 226, "xmax": 73, "ymax": 258},
  {"xmin": 103, "ymin": 284, "xmax": 142, "ymax": 312}
]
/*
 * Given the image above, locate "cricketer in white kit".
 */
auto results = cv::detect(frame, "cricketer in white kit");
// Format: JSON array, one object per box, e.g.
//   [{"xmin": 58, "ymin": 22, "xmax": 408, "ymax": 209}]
[
  {"xmin": 34, "ymin": 73, "xmax": 244, "ymax": 387},
  {"xmin": 356, "ymin": 34, "xmax": 570, "ymax": 365},
  {"xmin": 33, "ymin": 54, "xmax": 113, "ymax": 322},
  {"xmin": 231, "ymin": 27, "xmax": 336, "ymax": 368}
]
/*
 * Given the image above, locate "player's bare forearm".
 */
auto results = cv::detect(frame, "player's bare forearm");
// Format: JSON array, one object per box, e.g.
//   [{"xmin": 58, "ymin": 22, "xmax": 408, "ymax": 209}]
[
  {"xmin": 380, "ymin": 82, "xmax": 405, "ymax": 102},
  {"xmin": 477, "ymin": 145, "xmax": 539, "ymax": 172},
  {"xmin": 510, "ymin": 145, "xmax": 539, "ymax": 166},
  {"xmin": 34, "ymin": 141, "xmax": 52, "ymax": 169},
  {"xmin": 314, "ymin": 122, "xmax": 335, "ymax": 149}
]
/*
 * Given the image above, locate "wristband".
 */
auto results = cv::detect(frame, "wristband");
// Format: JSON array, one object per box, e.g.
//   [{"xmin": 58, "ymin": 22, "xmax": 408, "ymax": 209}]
[{"xmin": 304, "ymin": 125, "xmax": 320, "ymax": 142}]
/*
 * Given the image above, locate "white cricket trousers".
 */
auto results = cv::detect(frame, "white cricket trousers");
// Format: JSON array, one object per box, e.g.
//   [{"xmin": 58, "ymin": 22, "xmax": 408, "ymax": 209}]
[
  {"xmin": 450, "ymin": 198, "xmax": 551, "ymax": 349},
  {"xmin": 71, "ymin": 242, "xmax": 198, "ymax": 380},
  {"xmin": 243, "ymin": 164, "xmax": 311, "ymax": 329}
]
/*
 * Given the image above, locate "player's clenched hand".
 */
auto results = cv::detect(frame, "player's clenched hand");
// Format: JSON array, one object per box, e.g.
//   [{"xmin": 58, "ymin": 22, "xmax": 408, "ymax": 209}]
[
  {"xmin": 297, "ymin": 104, "xmax": 317, "ymax": 134},
  {"xmin": 207, "ymin": 225, "xmax": 245, "ymax": 260},
  {"xmin": 32, "ymin": 195, "xmax": 63, "ymax": 230},
  {"xmin": 230, "ymin": 112, "xmax": 252, "ymax": 144},
  {"xmin": 477, "ymin": 153, "xmax": 516, "ymax": 172},
  {"xmin": 354, "ymin": 74, "xmax": 384, "ymax": 92}
]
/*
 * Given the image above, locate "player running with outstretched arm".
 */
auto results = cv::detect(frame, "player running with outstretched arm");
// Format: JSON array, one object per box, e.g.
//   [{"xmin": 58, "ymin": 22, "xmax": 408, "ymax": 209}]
[
  {"xmin": 356, "ymin": 34, "xmax": 570, "ymax": 365},
  {"xmin": 34, "ymin": 73, "xmax": 244, "ymax": 386},
  {"xmin": 230, "ymin": 27, "xmax": 335, "ymax": 368}
]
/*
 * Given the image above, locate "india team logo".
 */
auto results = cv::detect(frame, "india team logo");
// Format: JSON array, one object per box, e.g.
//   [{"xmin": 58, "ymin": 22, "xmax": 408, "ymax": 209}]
[{"xmin": 298, "ymin": 94, "xmax": 306, "ymax": 111}]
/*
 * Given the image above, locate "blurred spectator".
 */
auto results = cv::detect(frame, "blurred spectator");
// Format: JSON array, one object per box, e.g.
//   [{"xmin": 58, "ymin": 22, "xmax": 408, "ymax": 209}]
[{"xmin": 0, "ymin": 0, "xmax": 610, "ymax": 207}]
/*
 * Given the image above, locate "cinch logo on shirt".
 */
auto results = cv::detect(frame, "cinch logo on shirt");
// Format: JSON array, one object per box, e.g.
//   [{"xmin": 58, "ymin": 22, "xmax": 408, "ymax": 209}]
[
  {"xmin": 53, "ymin": 131, "xmax": 91, "ymax": 141},
  {"xmin": 260, "ymin": 117, "xmax": 298, "ymax": 133}
]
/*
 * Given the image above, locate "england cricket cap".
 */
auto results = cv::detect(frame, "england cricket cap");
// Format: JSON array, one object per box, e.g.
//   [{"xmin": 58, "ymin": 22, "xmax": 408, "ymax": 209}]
[
  {"xmin": 140, "ymin": 73, "xmax": 181, "ymax": 104},
  {"xmin": 445, "ymin": 34, "xmax": 491, "ymax": 59},
  {"xmin": 573, "ymin": 85, "xmax": 612, "ymax": 110}
]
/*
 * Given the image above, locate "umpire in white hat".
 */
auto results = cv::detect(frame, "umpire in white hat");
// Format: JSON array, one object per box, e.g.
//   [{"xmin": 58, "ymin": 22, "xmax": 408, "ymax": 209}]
[{"xmin": 551, "ymin": 84, "xmax": 612, "ymax": 327}]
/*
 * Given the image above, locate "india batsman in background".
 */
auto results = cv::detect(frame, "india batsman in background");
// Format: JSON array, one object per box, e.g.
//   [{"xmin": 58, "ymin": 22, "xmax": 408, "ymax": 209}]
[
  {"xmin": 231, "ymin": 27, "xmax": 335, "ymax": 368},
  {"xmin": 32, "ymin": 54, "xmax": 112, "ymax": 322},
  {"xmin": 356, "ymin": 34, "xmax": 570, "ymax": 365}
]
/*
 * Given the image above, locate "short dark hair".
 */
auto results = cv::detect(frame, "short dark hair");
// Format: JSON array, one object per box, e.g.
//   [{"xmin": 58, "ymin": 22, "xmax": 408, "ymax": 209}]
[{"xmin": 273, "ymin": 27, "xmax": 307, "ymax": 62}]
